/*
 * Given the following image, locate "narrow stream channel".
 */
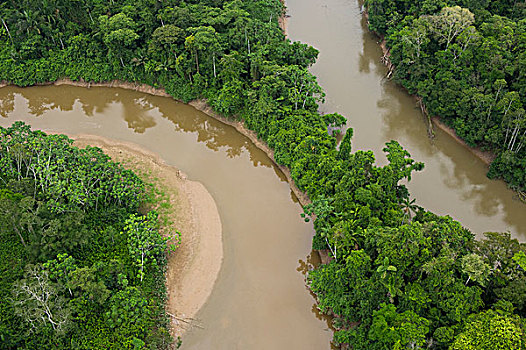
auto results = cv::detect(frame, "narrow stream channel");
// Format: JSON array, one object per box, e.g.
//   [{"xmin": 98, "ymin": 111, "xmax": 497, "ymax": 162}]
[
  {"xmin": 285, "ymin": 0, "xmax": 525, "ymax": 239},
  {"xmin": 0, "ymin": 85, "xmax": 332, "ymax": 349}
]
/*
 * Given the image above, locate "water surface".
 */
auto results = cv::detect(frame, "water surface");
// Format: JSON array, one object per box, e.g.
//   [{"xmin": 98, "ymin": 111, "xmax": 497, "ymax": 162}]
[
  {"xmin": 0, "ymin": 85, "xmax": 332, "ymax": 349},
  {"xmin": 285, "ymin": 0, "xmax": 525, "ymax": 239},
  {"xmin": 1, "ymin": 2, "xmax": 525, "ymax": 347}
]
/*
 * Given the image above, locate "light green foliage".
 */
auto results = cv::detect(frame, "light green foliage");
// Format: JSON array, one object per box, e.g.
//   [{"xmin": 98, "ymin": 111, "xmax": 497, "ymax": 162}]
[
  {"xmin": 398, "ymin": 18, "xmax": 430, "ymax": 62},
  {"xmin": 43, "ymin": 253, "xmax": 77, "ymax": 296},
  {"xmin": 148, "ymin": 24, "xmax": 185, "ymax": 70},
  {"xmin": 450, "ymin": 310, "xmax": 525, "ymax": 349},
  {"xmin": 184, "ymin": 26, "xmax": 221, "ymax": 77},
  {"xmin": 376, "ymin": 257, "xmax": 399, "ymax": 302},
  {"xmin": 513, "ymin": 251, "xmax": 526, "ymax": 270},
  {"xmin": 0, "ymin": 123, "xmax": 171, "ymax": 348},
  {"xmin": 461, "ymin": 253, "xmax": 491, "ymax": 286},
  {"xmin": 0, "ymin": 122, "xmax": 145, "ymax": 213},
  {"xmin": 281, "ymin": 64, "xmax": 325, "ymax": 111},
  {"xmin": 368, "ymin": 303, "xmax": 430, "ymax": 349},
  {"xmin": 309, "ymin": 249, "xmax": 386, "ymax": 326},
  {"xmin": 123, "ymin": 211, "xmax": 176, "ymax": 282},
  {"xmin": 98, "ymin": 13, "xmax": 140, "ymax": 67},
  {"xmin": 427, "ymin": 6, "xmax": 475, "ymax": 49},
  {"xmin": 383, "ymin": 140, "xmax": 425, "ymax": 183},
  {"xmin": 434, "ymin": 326, "xmax": 455, "ymax": 345},
  {"xmin": 0, "ymin": 0, "xmax": 524, "ymax": 348},
  {"xmin": 99, "ymin": 13, "xmax": 139, "ymax": 52}
]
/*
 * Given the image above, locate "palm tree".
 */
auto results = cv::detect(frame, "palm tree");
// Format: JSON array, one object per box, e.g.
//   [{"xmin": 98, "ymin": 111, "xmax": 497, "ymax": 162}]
[{"xmin": 400, "ymin": 196, "xmax": 418, "ymax": 224}]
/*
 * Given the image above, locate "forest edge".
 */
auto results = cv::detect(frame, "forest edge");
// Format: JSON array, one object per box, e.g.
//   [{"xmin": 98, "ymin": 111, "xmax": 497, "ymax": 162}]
[
  {"xmin": 362, "ymin": 9, "xmax": 497, "ymax": 167},
  {"xmin": 49, "ymin": 131, "xmax": 223, "ymax": 340}
]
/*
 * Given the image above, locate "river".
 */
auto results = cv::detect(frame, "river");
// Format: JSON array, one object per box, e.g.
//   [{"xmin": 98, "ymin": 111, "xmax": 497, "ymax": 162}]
[
  {"xmin": 285, "ymin": 0, "xmax": 525, "ymax": 239},
  {"xmin": 0, "ymin": 0, "xmax": 524, "ymax": 348},
  {"xmin": 0, "ymin": 85, "xmax": 332, "ymax": 349}
]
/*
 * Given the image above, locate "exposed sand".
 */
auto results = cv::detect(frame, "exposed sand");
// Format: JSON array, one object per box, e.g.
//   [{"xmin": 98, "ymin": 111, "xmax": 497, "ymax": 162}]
[
  {"xmin": 70, "ymin": 134, "xmax": 223, "ymax": 339},
  {"xmin": 431, "ymin": 117, "xmax": 495, "ymax": 165},
  {"xmin": 2, "ymin": 78, "xmax": 310, "ymax": 206},
  {"xmin": 2, "ymin": 76, "xmax": 311, "ymax": 336}
]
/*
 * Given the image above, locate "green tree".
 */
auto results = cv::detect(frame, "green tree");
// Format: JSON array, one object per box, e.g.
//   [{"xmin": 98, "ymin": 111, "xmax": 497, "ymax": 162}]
[
  {"xmin": 375, "ymin": 257, "xmax": 400, "ymax": 303},
  {"xmin": 0, "ymin": 190, "xmax": 27, "ymax": 247},
  {"xmin": 123, "ymin": 211, "xmax": 176, "ymax": 282},
  {"xmin": 105, "ymin": 286, "xmax": 151, "ymax": 331},
  {"xmin": 451, "ymin": 309, "xmax": 525, "ymax": 349},
  {"xmin": 513, "ymin": 251, "xmax": 526, "ymax": 270},
  {"xmin": 43, "ymin": 253, "xmax": 77, "ymax": 296},
  {"xmin": 99, "ymin": 13, "xmax": 139, "ymax": 67},
  {"xmin": 461, "ymin": 253, "xmax": 492, "ymax": 286},
  {"xmin": 68, "ymin": 266, "xmax": 110, "ymax": 304},
  {"xmin": 185, "ymin": 26, "xmax": 221, "ymax": 78},
  {"xmin": 428, "ymin": 6, "xmax": 475, "ymax": 49},
  {"xmin": 368, "ymin": 303, "xmax": 430, "ymax": 349},
  {"xmin": 149, "ymin": 24, "xmax": 185, "ymax": 64}
]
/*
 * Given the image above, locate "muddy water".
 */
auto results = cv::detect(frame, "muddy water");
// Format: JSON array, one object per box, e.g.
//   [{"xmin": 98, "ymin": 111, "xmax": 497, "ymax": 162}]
[
  {"xmin": 0, "ymin": 85, "xmax": 331, "ymax": 349},
  {"xmin": 2, "ymin": 2, "xmax": 525, "ymax": 346},
  {"xmin": 285, "ymin": 0, "xmax": 525, "ymax": 239}
]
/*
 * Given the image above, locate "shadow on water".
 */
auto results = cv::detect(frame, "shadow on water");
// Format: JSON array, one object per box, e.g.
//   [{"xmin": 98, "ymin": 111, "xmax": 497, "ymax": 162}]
[
  {"xmin": 1, "ymin": 84, "xmax": 332, "ymax": 348},
  {"xmin": 350, "ymin": 0, "xmax": 525, "ymax": 238},
  {"xmin": 297, "ymin": 251, "xmax": 340, "ymax": 350},
  {"xmin": 0, "ymin": 85, "xmax": 278, "ymax": 168},
  {"xmin": 358, "ymin": 15, "xmax": 384, "ymax": 76},
  {"xmin": 1, "ymin": 85, "xmax": 295, "ymax": 202},
  {"xmin": 371, "ymin": 51, "xmax": 525, "ymax": 236},
  {"xmin": 0, "ymin": 86, "xmax": 157, "ymax": 132}
]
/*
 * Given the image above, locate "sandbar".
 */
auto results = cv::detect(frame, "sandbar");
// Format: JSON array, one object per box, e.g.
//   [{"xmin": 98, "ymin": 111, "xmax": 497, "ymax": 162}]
[{"xmin": 71, "ymin": 134, "xmax": 223, "ymax": 339}]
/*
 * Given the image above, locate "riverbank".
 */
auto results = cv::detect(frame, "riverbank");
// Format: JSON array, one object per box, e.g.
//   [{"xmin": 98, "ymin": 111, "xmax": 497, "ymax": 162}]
[
  {"xmin": 70, "ymin": 134, "xmax": 223, "ymax": 340},
  {"xmin": 431, "ymin": 117, "xmax": 495, "ymax": 165},
  {"xmin": 278, "ymin": 1, "xmax": 289, "ymax": 37},
  {"xmin": 0, "ymin": 78, "xmax": 311, "ymax": 206},
  {"xmin": 362, "ymin": 11, "xmax": 495, "ymax": 167}
]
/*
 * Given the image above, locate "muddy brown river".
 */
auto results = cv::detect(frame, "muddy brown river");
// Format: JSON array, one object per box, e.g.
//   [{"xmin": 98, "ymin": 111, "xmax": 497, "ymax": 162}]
[
  {"xmin": 286, "ymin": 0, "xmax": 525, "ymax": 239},
  {"xmin": 0, "ymin": 85, "xmax": 332, "ymax": 349},
  {"xmin": 0, "ymin": 0, "xmax": 524, "ymax": 348}
]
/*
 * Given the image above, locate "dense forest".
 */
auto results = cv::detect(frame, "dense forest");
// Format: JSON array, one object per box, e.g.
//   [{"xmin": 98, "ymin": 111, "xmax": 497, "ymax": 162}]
[
  {"xmin": 0, "ymin": 0, "xmax": 525, "ymax": 349},
  {"xmin": 365, "ymin": 0, "xmax": 526, "ymax": 192},
  {"xmin": 0, "ymin": 122, "xmax": 176, "ymax": 348}
]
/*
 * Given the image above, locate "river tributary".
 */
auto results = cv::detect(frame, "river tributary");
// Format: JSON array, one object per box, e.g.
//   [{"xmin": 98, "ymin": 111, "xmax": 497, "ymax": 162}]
[
  {"xmin": 285, "ymin": 0, "xmax": 525, "ymax": 239},
  {"xmin": 1, "ymin": 1, "xmax": 525, "ymax": 347}
]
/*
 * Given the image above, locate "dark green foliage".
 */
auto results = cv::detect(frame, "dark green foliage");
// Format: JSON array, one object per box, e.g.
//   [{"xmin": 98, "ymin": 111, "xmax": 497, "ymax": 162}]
[
  {"xmin": 0, "ymin": 0, "xmax": 524, "ymax": 348},
  {"xmin": 308, "ymin": 215, "xmax": 523, "ymax": 348},
  {"xmin": 366, "ymin": 0, "xmax": 526, "ymax": 191},
  {"xmin": 0, "ymin": 123, "xmax": 171, "ymax": 349}
]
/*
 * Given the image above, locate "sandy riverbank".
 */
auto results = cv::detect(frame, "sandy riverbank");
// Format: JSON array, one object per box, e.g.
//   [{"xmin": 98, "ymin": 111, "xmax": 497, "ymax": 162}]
[
  {"xmin": 0, "ymin": 5, "xmax": 302, "ymax": 207},
  {"xmin": 1, "ymin": 78, "xmax": 311, "ymax": 206},
  {"xmin": 431, "ymin": 117, "xmax": 495, "ymax": 165},
  {"xmin": 1, "ymin": 74, "xmax": 311, "ymax": 336},
  {"xmin": 71, "ymin": 134, "xmax": 223, "ymax": 339}
]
